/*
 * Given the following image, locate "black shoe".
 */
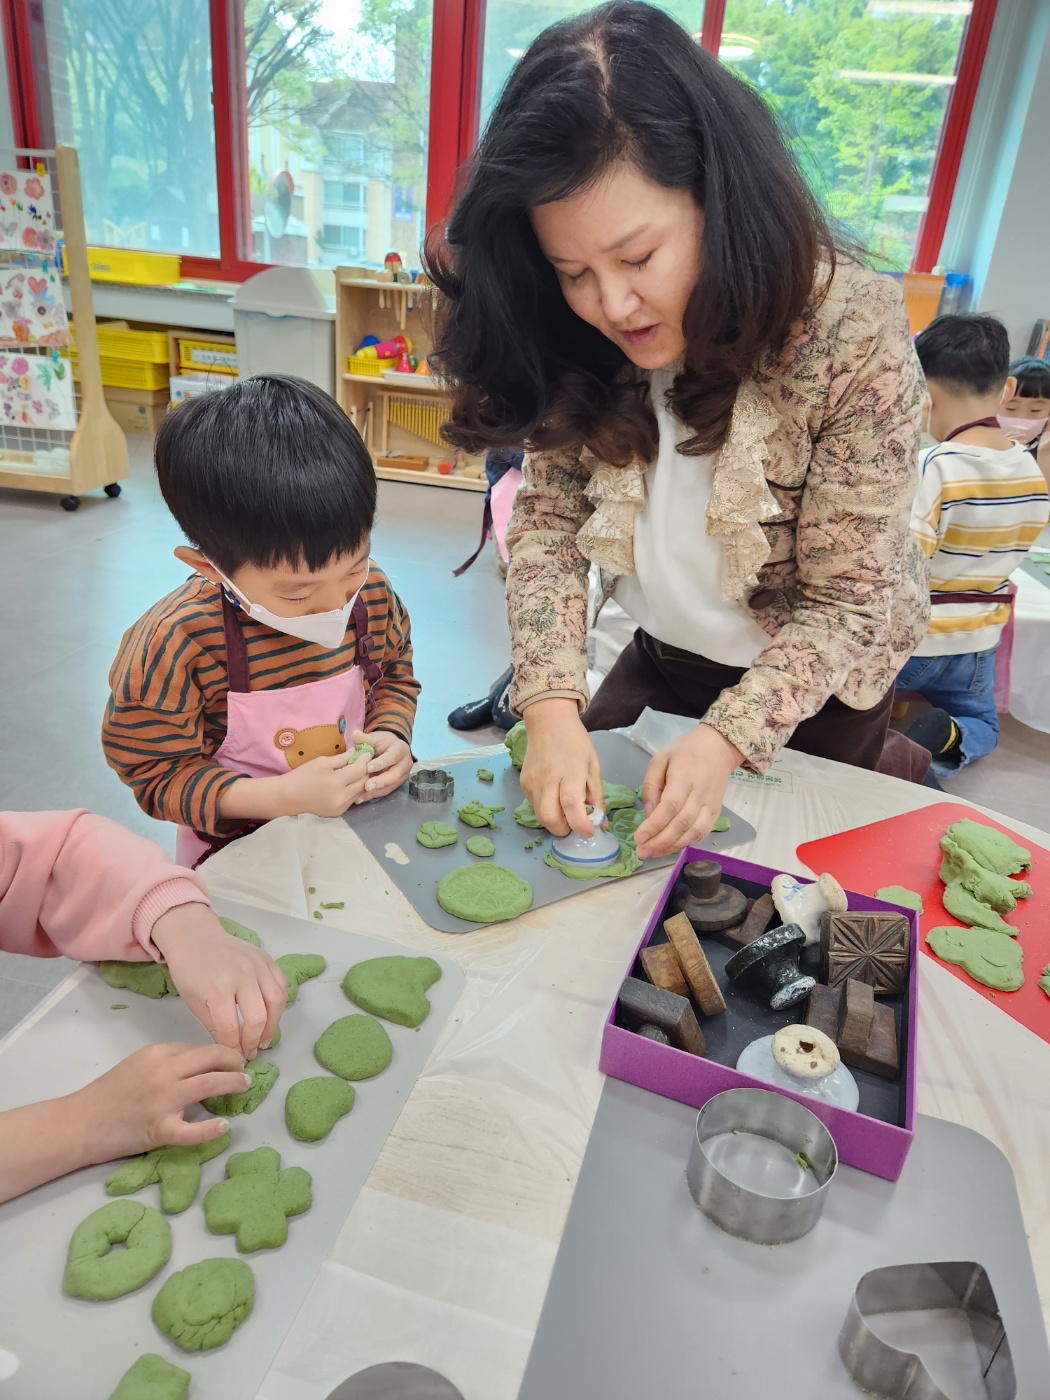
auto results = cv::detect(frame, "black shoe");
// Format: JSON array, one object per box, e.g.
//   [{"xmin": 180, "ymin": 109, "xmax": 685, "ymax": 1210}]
[
  {"xmin": 447, "ymin": 667, "xmax": 513, "ymax": 731},
  {"xmin": 906, "ymin": 707, "xmax": 962, "ymax": 761}
]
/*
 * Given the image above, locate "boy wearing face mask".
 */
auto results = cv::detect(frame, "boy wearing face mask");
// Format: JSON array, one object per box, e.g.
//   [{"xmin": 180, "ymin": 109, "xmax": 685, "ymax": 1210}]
[
  {"xmin": 103, "ymin": 375, "xmax": 418, "ymax": 866},
  {"xmin": 896, "ymin": 315, "xmax": 1049, "ymax": 776},
  {"xmin": 1000, "ymin": 355, "xmax": 1050, "ymax": 485}
]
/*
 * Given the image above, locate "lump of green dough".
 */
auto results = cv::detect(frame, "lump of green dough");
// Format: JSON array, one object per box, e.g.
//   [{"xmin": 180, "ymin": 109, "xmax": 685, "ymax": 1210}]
[
  {"xmin": 152, "ymin": 1257, "xmax": 254, "ymax": 1352},
  {"xmin": 267, "ymin": 1025, "xmax": 282, "ymax": 1048},
  {"xmin": 99, "ymin": 960, "xmax": 178, "ymax": 999},
  {"xmin": 458, "ymin": 799, "xmax": 504, "ymax": 828},
  {"xmin": 314, "ymin": 1014, "xmax": 393, "ymax": 1079},
  {"xmin": 276, "ymin": 953, "xmax": 326, "ymax": 1005},
  {"xmin": 416, "ymin": 820, "xmax": 458, "ymax": 849},
  {"xmin": 63, "ymin": 1200, "xmax": 171, "ymax": 1301},
  {"xmin": 524, "ymin": 841, "xmax": 533, "ymax": 851},
  {"xmin": 343, "ymin": 955, "xmax": 443, "ymax": 1025},
  {"xmin": 219, "ymin": 916, "xmax": 261, "ymax": 946},
  {"xmin": 108, "ymin": 1354, "xmax": 190, "ymax": 1400},
  {"xmin": 203, "ymin": 1058, "xmax": 278, "ymax": 1116},
  {"xmin": 939, "ymin": 838, "xmax": 1031, "ymax": 912},
  {"xmin": 942, "ymin": 881, "xmax": 1017, "ymax": 935},
  {"xmin": 466, "ymin": 835, "xmax": 495, "ymax": 858},
  {"xmin": 926, "ymin": 925, "xmax": 1024, "ymax": 991},
  {"xmin": 712, "ymin": 813, "xmax": 731, "ymax": 833},
  {"xmin": 601, "ymin": 782, "xmax": 637, "ymax": 812},
  {"xmin": 106, "ymin": 1131, "xmax": 232, "ymax": 1214},
  {"xmin": 437, "ymin": 861, "xmax": 534, "ymax": 924},
  {"xmin": 943, "ymin": 819, "xmax": 1031, "ymax": 876},
  {"xmin": 514, "ymin": 797, "xmax": 543, "ymax": 829},
  {"xmin": 875, "ymin": 885, "xmax": 925, "ymax": 913},
  {"xmin": 504, "ymin": 721, "xmax": 528, "ymax": 769},
  {"xmin": 286, "ymin": 1075, "xmax": 356, "ymax": 1141},
  {"xmin": 477, "ymin": 768, "xmax": 494, "ymax": 782},
  {"xmin": 1039, "ymin": 966, "xmax": 1050, "ymax": 999},
  {"xmin": 610, "ymin": 807, "xmax": 646, "ymax": 843},
  {"xmin": 544, "ymin": 841, "xmax": 643, "ymax": 882},
  {"xmin": 346, "ymin": 740, "xmax": 375, "ymax": 767},
  {"xmin": 203, "ymin": 1145, "xmax": 312, "ymax": 1253}
]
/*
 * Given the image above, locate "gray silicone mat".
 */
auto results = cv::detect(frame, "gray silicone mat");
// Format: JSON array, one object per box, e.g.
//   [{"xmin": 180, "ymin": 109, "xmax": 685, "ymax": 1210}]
[
  {"xmin": 344, "ymin": 731, "xmax": 756, "ymax": 933},
  {"xmin": 0, "ymin": 901, "xmax": 464, "ymax": 1400},
  {"xmin": 519, "ymin": 1078, "xmax": 1050, "ymax": 1398}
]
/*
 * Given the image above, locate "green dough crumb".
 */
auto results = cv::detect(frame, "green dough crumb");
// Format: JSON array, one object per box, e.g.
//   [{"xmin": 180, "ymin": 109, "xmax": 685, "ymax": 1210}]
[
  {"xmin": 514, "ymin": 797, "xmax": 543, "ymax": 829},
  {"xmin": 346, "ymin": 740, "xmax": 375, "ymax": 767},
  {"xmin": 342, "ymin": 955, "xmax": 443, "ymax": 1025},
  {"xmin": 524, "ymin": 841, "xmax": 533, "ymax": 851},
  {"xmin": 943, "ymin": 818, "xmax": 1031, "ymax": 876},
  {"xmin": 285, "ymin": 1075, "xmax": 355, "ymax": 1142},
  {"xmin": 203, "ymin": 1058, "xmax": 279, "ymax": 1116},
  {"xmin": 107, "ymin": 1353, "xmax": 190, "ymax": 1400},
  {"xmin": 942, "ymin": 881, "xmax": 1017, "ymax": 935},
  {"xmin": 544, "ymin": 841, "xmax": 643, "ymax": 881},
  {"xmin": 314, "ymin": 1014, "xmax": 393, "ymax": 1079},
  {"xmin": 601, "ymin": 782, "xmax": 637, "ymax": 812},
  {"xmin": 926, "ymin": 925, "xmax": 1024, "ymax": 991},
  {"xmin": 535, "ymin": 834, "xmax": 544, "ymax": 844},
  {"xmin": 110, "ymin": 1003, "xmax": 128, "ymax": 1010},
  {"xmin": 794, "ymin": 1151, "xmax": 814, "ymax": 1172},
  {"xmin": 99, "ymin": 960, "xmax": 178, "ymax": 999},
  {"xmin": 203, "ymin": 1146, "xmax": 312, "ymax": 1252},
  {"xmin": 106, "ymin": 1131, "xmax": 232, "ymax": 1214},
  {"xmin": 219, "ymin": 917, "xmax": 261, "ymax": 946},
  {"xmin": 504, "ymin": 721, "xmax": 528, "ymax": 769},
  {"xmin": 712, "ymin": 813, "xmax": 731, "ymax": 832},
  {"xmin": 308, "ymin": 886, "xmax": 316, "ymax": 894},
  {"xmin": 875, "ymin": 885, "xmax": 925, "ymax": 913},
  {"xmin": 277, "ymin": 953, "xmax": 327, "ymax": 1004},
  {"xmin": 416, "ymin": 820, "xmax": 458, "ymax": 848},
  {"xmin": 320, "ymin": 901, "xmax": 345, "ymax": 910},
  {"xmin": 466, "ymin": 835, "xmax": 495, "ymax": 858},
  {"xmin": 152, "ymin": 1257, "xmax": 254, "ymax": 1352},
  {"xmin": 477, "ymin": 768, "xmax": 494, "ymax": 782},
  {"xmin": 436, "ymin": 864, "xmax": 534, "ymax": 925},
  {"xmin": 939, "ymin": 837, "xmax": 1031, "ymax": 912},
  {"xmin": 314, "ymin": 911, "xmax": 323, "ymax": 920},
  {"xmin": 63, "ymin": 1200, "xmax": 171, "ymax": 1300},
  {"xmin": 1039, "ymin": 966, "xmax": 1050, "ymax": 999},
  {"xmin": 458, "ymin": 799, "xmax": 505, "ymax": 828}
]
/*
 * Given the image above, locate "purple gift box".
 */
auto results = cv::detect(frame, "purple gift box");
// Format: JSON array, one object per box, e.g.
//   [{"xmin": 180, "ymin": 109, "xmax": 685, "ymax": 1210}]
[{"xmin": 600, "ymin": 849, "xmax": 919, "ymax": 1181}]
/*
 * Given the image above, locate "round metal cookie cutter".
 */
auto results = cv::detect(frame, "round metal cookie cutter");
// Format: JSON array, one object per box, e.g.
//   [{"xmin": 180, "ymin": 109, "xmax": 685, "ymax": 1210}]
[
  {"xmin": 686, "ymin": 1086, "xmax": 837, "ymax": 1244},
  {"xmin": 326, "ymin": 1362, "xmax": 465, "ymax": 1400}
]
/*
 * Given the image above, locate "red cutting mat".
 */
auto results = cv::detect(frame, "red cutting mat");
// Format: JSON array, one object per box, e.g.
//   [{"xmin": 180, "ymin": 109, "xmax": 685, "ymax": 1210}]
[{"xmin": 797, "ymin": 803, "xmax": 1050, "ymax": 1043}]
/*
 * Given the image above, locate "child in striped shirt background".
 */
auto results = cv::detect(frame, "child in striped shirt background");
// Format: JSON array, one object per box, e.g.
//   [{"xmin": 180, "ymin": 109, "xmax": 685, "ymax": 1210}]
[{"xmin": 896, "ymin": 315, "xmax": 1049, "ymax": 777}]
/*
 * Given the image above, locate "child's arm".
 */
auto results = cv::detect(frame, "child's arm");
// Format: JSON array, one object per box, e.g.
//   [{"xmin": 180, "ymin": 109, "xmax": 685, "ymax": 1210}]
[
  {"xmin": 910, "ymin": 446, "xmax": 945, "ymax": 559},
  {"xmin": 358, "ymin": 585, "xmax": 419, "ymax": 801}
]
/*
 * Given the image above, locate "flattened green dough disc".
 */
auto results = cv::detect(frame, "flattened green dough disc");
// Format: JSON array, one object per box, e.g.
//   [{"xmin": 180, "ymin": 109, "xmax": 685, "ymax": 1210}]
[
  {"xmin": 477, "ymin": 768, "xmax": 494, "ymax": 782},
  {"xmin": 939, "ymin": 838, "xmax": 1030, "ymax": 912},
  {"xmin": 219, "ymin": 916, "xmax": 261, "ymax": 946},
  {"xmin": 504, "ymin": 721, "xmax": 528, "ymax": 769},
  {"xmin": 417, "ymin": 820, "xmax": 458, "ymax": 848},
  {"xmin": 314, "ymin": 1014, "xmax": 393, "ymax": 1079},
  {"xmin": 514, "ymin": 797, "xmax": 543, "ymax": 829},
  {"xmin": 105, "ymin": 1131, "xmax": 232, "ymax": 1214},
  {"xmin": 99, "ymin": 960, "xmax": 178, "ymax": 998},
  {"xmin": 466, "ymin": 835, "xmax": 495, "ymax": 857},
  {"xmin": 458, "ymin": 799, "xmax": 504, "ymax": 828},
  {"xmin": 342, "ymin": 955, "xmax": 443, "ymax": 1025},
  {"xmin": 712, "ymin": 813, "xmax": 731, "ymax": 832},
  {"xmin": 276, "ymin": 953, "xmax": 326, "ymax": 1005},
  {"xmin": 202, "ymin": 1057, "xmax": 278, "ymax": 1116},
  {"xmin": 943, "ymin": 819, "xmax": 1031, "ymax": 876},
  {"xmin": 926, "ymin": 925, "xmax": 1024, "ymax": 991},
  {"xmin": 152, "ymin": 1257, "xmax": 254, "ymax": 1352},
  {"xmin": 544, "ymin": 841, "xmax": 642, "ymax": 881},
  {"xmin": 610, "ymin": 807, "xmax": 646, "ymax": 842},
  {"xmin": 875, "ymin": 885, "xmax": 925, "ymax": 913},
  {"xmin": 942, "ymin": 881, "xmax": 1017, "ymax": 934},
  {"xmin": 203, "ymin": 1146, "xmax": 312, "ymax": 1252},
  {"xmin": 286, "ymin": 1075, "xmax": 356, "ymax": 1141},
  {"xmin": 108, "ymin": 1353, "xmax": 190, "ymax": 1400},
  {"xmin": 437, "ymin": 864, "xmax": 533, "ymax": 925},
  {"xmin": 601, "ymin": 782, "xmax": 637, "ymax": 812},
  {"xmin": 63, "ymin": 1200, "xmax": 172, "ymax": 1300}
]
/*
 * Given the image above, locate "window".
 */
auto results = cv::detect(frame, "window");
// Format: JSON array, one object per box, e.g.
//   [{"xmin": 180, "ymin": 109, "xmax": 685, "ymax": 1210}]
[
  {"xmin": 322, "ymin": 223, "xmax": 363, "ymax": 255},
  {"xmin": 323, "ymin": 180, "xmax": 366, "ymax": 210}
]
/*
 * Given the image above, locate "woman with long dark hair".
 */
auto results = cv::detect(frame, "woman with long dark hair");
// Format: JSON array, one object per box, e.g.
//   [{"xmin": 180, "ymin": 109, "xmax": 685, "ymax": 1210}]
[{"xmin": 427, "ymin": 1, "xmax": 929, "ymax": 857}]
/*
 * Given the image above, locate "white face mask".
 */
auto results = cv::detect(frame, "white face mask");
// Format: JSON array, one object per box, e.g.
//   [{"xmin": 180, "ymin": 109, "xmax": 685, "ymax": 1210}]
[
  {"xmin": 219, "ymin": 571, "xmax": 363, "ymax": 650},
  {"xmin": 998, "ymin": 414, "xmax": 1048, "ymax": 445}
]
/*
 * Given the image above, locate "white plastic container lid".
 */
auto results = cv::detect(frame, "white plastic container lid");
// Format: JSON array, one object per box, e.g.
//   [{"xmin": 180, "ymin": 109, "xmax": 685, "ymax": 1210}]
[{"xmin": 232, "ymin": 266, "xmax": 334, "ymax": 320}]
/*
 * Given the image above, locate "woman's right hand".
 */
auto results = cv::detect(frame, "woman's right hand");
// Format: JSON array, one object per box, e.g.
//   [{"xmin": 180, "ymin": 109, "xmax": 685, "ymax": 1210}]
[{"xmin": 520, "ymin": 697, "xmax": 603, "ymax": 836}]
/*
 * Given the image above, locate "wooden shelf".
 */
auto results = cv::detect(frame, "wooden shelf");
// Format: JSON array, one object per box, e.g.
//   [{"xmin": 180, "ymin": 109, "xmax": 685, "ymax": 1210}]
[
  {"xmin": 342, "ymin": 371, "xmax": 443, "ymax": 392},
  {"xmin": 375, "ymin": 464, "xmax": 486, "ymax": 492}
]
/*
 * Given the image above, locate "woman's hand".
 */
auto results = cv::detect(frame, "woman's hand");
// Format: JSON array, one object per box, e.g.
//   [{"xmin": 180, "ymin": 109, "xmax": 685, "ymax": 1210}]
[
  {"xmin": 356, "ymin": 729, "xmax": 413, "ymax": 802},
  {"xmin": 520, "ymin": 697, "xmax": 603, "ymax": 836},
  {"xmin": 635, "ymin": 723, "xmax": 743, "ymax": 858}
]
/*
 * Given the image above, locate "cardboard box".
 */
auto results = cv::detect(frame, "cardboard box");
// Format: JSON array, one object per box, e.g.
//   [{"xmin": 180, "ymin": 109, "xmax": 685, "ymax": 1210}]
[
  {"xmin": 101, "ymin": 385, "xmax": 168, "ymax": 434},
  {"xmin": 599, "ymin": 850, "xmax": 919, "ymax": 1181}
]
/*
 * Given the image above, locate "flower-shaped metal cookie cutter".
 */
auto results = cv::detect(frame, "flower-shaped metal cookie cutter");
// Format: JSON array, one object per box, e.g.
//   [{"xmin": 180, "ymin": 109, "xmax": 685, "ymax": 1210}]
[
  {"xmin": 408, "ymin": 768, "xmax": 454, "ymax": 803},
  {"xmin": 839, "ymin": 1261, "xmax": 1015, "ymax": 1399}
]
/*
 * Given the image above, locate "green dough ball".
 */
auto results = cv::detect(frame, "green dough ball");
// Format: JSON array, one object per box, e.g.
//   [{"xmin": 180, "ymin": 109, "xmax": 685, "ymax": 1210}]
[
  {"xmin": 436, "ymin": 865, "xmax": 533, "ymax": 925},
  {"xmin": 342, "ymin": 955, "xmax": 443, "ymax": 1025},
  {"xmin": 477, "ymin": 768, "xmax": 494, "ymax": 782},
  {"xmin": 926, "ymin": 925, "xmax": 1024, "ymax": 991},
  {"xmin": 203, "ymin": 1146, "xmax": 312, "ymax": 1252},
  {"xmin": 346, "ymin": 740, "xmax": 375, "ymax": 767},
  {"xmin": 314, "ymin": 1014, "xmax": 393, "ymax": 1079},
  {"xmin": 286, "ymin": 1076, "xmax": 356, "ymax": 1141},
  {"xmin": 942, "ymin": 881, "xmax": 1017, "ymax": 935},
  {"xmin": 152, "ymin": 1257, "xmax": 254, "ymax": 1352},
  {"xmin": 1039, "ymin": 965, "xmax": 1050, "ymax": 999},
  {"xmin": 524, "ymin": 841, "xmax": 533, "ymax": 851},
  {"xmin": 712, "ymin": 813, "xmax": 731, "ymax": 832},
  {"xmin": 513, "ymin": 798, "xmax": 543, "ymax": 829},
  {"xmin": 504, "ymin": 721, "xmax": 528, "ymax": 769},
  {"xmin": 417, "ymin": 821, "xmax": 458, "ymax": 849},
  {"xmin": 106, "ymin": 1131, "xmax": 232, "ymax": 1215},
  {"xmin": 544, "ymin": 841, "xmax": 642, "ymax": 882},
  {"xmin": 466, "ymin": 835, "xmax": 495, "ymax": 858},
  {"xmin": 458, "ymin": 799, "xmax": 505, "ymax": 828},
  {"xmin": 942, "ymin": 819, "xmax": 1031, "ymax": 876},
  {"xmin": 276, "ymin": 953, "xmax": 327, "ymax": 1005},
  {"xmin": 219, "ymin": 917, "xmax": 261, "ymax": 946},
  {"xmin": 601, "ymin": 782, "xmax": 637, "ymax": 812},
  {"xmin": 108, "ymin": 1354, "xmax": 190, "ymax": 1400},
  {"xmin": 99, "ymin": 960, "xmax": 178, "ymax": 999},
  {"xmin": 875, "ymin": 886, "xmax": 925, "ymax": 914},
  {"xmin": 203, "ymin": 1058, "xmax": 279, "ymax": 1116},
  {"xmin": 939, "ymin": 838, "xmax": 1030, "ymax": 912},
  {"xmin": 63, "ymin": 1200, "xmax": 172, "ymax": 1301},
  {"xmin": 609, "ymin": 808, "xmax": 645, "ymax": 842}
]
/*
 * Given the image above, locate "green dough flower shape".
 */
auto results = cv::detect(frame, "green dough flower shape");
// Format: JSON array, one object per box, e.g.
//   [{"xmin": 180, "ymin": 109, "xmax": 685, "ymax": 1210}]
[
  {"xmin": 942, "ymin": 819, "xmax": 1031, "ymax": 876},
  {"xmin": 314, "ymin": 1014, "xmax": 393, "ymax": 1079},
  {"xmin": 926, "ymin": 925, "xmax": 1024, "ymax": 991},
  {"xmin": 939, "ymin": 837, "xmax": 1031, "ymax": 912},
  {"xmin": 458, "ymin": 799, "xmax": 505, "ymax": 828},
  {"xmin": 504, "ymin": 721, "xmax": 528, "ymax": 769},
  {"xmin": 105, "ymin": 1131, "xmax": 232, "ymax": 1214},
  {"xmin": 875, "ymin": 885, "xmax": 925, "ymax": 914},
  {"xmin": 941, "ymin": 881, "xmax": 1017, "ymax": 935},
  {"xmin": 152, "ymin": 1258, "xmax": 254, "ymax": 1352},
  {"xmin": 513, "ymin": 798, "xmax": 543, "ymax": 829},
  {"xmin": 601, "ymin": 782, "xmax": 637, "ymax": 812},
  {"xmin": 437, "ymin": 864, "xmax": 534, "ymax": 925},
  {"xmin": 343, "ymin": 955, "xmax": 443, "ymax": 1026},
  {"xmin": 99, "ymin": 960, "xmax": 178, "ymax": 998},
  {"xmin": 219, "ymin": 917, "xmax": 262, "ymax": 946},
  {"xmin": 203, "ymin": 1146, "xmax": 312, "ymax": 1252},
  {"xmin": 346, "ymin": 740, "xmax": 375, "ymax": 767},
  {"xmin": 108, "ymin": 1354, "xmax": 190, "ymax": 1400},
  {"xmin": 286, "ymin": 1076, "xmax": 356, "ymax": 1141},
  {"xmin": 203, "ymin": 1058, "xmax": 279, "ymax": 1116},
  {"xmin": 544, "ymin": 841, "xmax": 642, "ymax": 881},
  {"xmin": 477, "ymin": 768, "xmax": 494, "ymax": 782},
  {"xmin": 417, "ymin": 821, "xmax": 458, "ymax": 848},
  {"xmin": 63, "ymin": 1200, "xmax": 172, "ymax": 1300},
  {"xmin": 276, "ymin": 953, "xmax": 327, "ymax": 1005},
  {"xmin": 466, "ymin": 835, "xmax": 495, "ymax": 857}
]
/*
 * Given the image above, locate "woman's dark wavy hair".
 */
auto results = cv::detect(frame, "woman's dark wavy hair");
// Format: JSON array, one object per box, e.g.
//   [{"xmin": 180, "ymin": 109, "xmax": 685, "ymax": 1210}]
[{"xmin": 425, "ymin": 1, "xmax": 836, "ymax": 466}]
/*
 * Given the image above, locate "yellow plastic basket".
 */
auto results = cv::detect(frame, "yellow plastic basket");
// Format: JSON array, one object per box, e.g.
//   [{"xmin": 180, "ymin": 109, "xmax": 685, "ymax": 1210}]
[
  {"xmin": 70, "ymin": 350, "xmax": 169, "ymax": 390},
  {"xmin": 178, "ymin": 338, "xmax": 238, "ymax": 375},
  {"xmin": 347, "ymin": 355, "xmax": 397, "ymax": 377},
  {"xmin": 83, "ymin": 248, "xmax": 181, "ymax": 285},
  {"xmin": 71, "ymin": 322, "xmax": 170, "ymax": 363}
]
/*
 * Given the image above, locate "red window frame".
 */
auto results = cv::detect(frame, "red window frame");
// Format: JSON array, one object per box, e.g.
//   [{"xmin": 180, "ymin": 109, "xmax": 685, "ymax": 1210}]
[{"xmin": 0, "ymin": 0, "xmax": 997, "ymax": 280}]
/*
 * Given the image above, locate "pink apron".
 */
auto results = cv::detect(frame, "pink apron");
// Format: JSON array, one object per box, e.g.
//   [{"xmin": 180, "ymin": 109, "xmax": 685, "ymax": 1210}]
[{"xmin": 175, "ymin": 591, "xmax": 383, "ymax": 869}]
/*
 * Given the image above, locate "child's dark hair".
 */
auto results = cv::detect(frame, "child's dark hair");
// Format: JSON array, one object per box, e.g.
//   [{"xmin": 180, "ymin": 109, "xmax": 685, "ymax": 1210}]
[
  {"xmin": 914, "ymin": 314, "xmax": 1010, "ymax": 395},
  {"xmin": 1010, "ymin": 356, "xmax": 1050, "ymax": 400},
  {"xmin": 155, "ymin": 375, "xmax": 376, "ymax": 575}
]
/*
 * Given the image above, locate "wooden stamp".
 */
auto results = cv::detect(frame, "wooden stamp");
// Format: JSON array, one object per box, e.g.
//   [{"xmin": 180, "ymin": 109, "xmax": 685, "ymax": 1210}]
[
  {"xmin": 639, "ymin": 941, "xmax": 689, "ymax": 998},
  {"xmin": 663, "ymin": 912, "xmax": 727, "ymax": 1015},
  {"xmin": 821, "ymin": 912, "xmax": 910, "ymax": 995},
  {"xmin": 673, "ymin": 860, "xmax": 748, "ymax": 934},
  {"xmin": 617, "ymin": 976, "xmax": 706, "ymax": 1057},
  {"xmin": 805, "ymin": 980, "xmax": 899, "ymax": 1080}
]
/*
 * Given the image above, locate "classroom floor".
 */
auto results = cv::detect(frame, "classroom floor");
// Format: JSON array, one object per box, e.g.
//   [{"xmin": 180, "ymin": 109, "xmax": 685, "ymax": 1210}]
[{"xmin": 1, "ymin": 432, "xmax": 1048, "ymax": 1036}]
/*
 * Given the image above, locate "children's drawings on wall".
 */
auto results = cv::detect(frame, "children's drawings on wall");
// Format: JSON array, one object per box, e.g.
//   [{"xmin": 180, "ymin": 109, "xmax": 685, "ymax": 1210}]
[
  {"xmin": 0, "ymin": 352, "xmax": 76, "ymax": 430},
  {"xmin": 0, "ymin": 171, "xmax": 57, "ymax": 255},
  {"xmin": 0, "ymin": 267, "xmax": 70, "ymax": 347}
]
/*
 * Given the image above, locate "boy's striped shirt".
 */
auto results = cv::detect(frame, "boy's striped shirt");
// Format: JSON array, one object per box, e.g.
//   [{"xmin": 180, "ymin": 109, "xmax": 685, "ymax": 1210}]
[{"xmin": 103, "ymin": 565, "xmax": 419, "ymax": 838}]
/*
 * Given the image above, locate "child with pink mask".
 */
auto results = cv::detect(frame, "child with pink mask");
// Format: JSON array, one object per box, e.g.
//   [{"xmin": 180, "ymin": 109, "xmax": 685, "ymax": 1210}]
[{"xmin": 1000, "ymin": 356, "xmax": 1050, "ymax": 486}]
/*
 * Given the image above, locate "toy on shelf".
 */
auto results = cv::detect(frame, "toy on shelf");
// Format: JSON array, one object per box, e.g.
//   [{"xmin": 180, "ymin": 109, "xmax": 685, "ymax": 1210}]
[
  {"xmin": 357, "ymin": 335, "xmax": 411, "ymax": 361},
  {"xmin": 395, "ymin": 350, "xmax": 415, "ymax": 374},
  {"xmin": 384, "ymin": 252, "xmax": 403, "ymax": 277}
]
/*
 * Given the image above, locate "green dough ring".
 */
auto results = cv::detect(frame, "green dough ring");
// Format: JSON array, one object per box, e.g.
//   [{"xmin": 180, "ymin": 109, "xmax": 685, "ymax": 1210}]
[
  {"xmin": 466, "ymin": 835, "xmax": 495, "ymax": 858},
  {"xmin": 875, "ymin": 885, "xmax": 925, "ymax": 913},
  {"xmin": 276, "ymin": 953, "xmax": 327, "ymax": 1005},
  {"xmin": 436, "ymin": 864, "xmax": 533, "ymax": 925},
  {"xmin": 504, "ymin": 721, "xmax": 528, "ymax": 770},
  {"xmin": 601, "ymin": 782, "xmax": 637, "ymax": 812},
  {"xmin": 346, "ymin": 740, "xmax": 375, "ymax": 767},
  {"xmin": 63, "ymin": 1200, "xmax": 172, "ymax": 1300},
  {"xmin": 939, "ymin": 838, "xmax": 1031, "ymax": 912},
  {"xmin": 458, "ymin": 799, "xmax": 505, "ymax": 828},
  {"xmin": 314, "ymin": 1014, "xmax": 393, "ymax": 1079},
  {"xmin": 151, "ymin": 1257, "xmax": 254, "ymax": 1352},
  {"xmin": 417, "ymin": 821, "xmax": 458, "ymax": 849},
  {"xmin": 203, "ymin": 1058, "xmax": 279, "ymax": 1116},
  {"xmin": 99, "ymin": 960, "xmax": 178, "ymax": 999},
  {"xmin": 942, "ymin": 881, "xmax": 1017, "ymax": 935},
  {"xmin": 942, "ymin": 819, "xmax": 1031, "ymax": 876},
  {"xmin": 544, "ymin": 840, "xmax": 642, "ymax": 881},
  {"xmin": 285, "ymin": 1076, "xmax": 356, "ymax": 1141},
  {"xmin": 477, "ymin": 768, "xmax": 494, "ymax": 782},
  {"xmin": 108, "ymin": 1354, "xmax": 190, "ymax": 1400},
  {"xmin": 106, "ymin": 1131, "xmax": 232, "ymax": 1214},
  {"xmin": 514, "ymin": 798, "xmax": 543, "ymax": 829},
  {"xmin": 203, "ymin": 1146, "xmax": 312, "ymax": 1252},
  {"xmin": 219, "ymin": 916, "xmax": 261, "ymax": 946},
  {"xmin": 342, "ymin": 955, "xmax": 443, "ymax": 1025},
  {"xmin": 926, "ymin": 925, "xmax": 1024, "ymax": 991},
  {"xmin": 1039, "ymin": 965, "xmax": 1050, "ymax": 999},
  {"xmin": 712, "ymin": 813, "xmax": 731, "ymax": 832},
  {"xmin": 609, "ymin": 807, "xmax": 646, "ymax": 842}
]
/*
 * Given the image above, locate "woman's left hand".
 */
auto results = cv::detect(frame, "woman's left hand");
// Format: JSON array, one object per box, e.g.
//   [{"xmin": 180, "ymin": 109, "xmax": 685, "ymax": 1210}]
[{"xmin": 634, "ymin": 724, "xmax": 744, "ymax": 858}]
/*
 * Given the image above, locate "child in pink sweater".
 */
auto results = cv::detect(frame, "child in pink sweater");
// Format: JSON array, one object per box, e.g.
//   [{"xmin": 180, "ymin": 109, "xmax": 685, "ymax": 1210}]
[{"xmin": 0, "ymin": 808, "xmax": 288, "ymax": 1202}]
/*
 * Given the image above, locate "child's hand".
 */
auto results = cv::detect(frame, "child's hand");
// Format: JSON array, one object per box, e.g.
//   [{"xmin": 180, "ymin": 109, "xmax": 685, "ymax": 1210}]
[
  {"xmin": 280, "ymin": 752, "xmax": 370, "ymax": 817},
  {"xmin": 354, "ymin": 729, "xmax": 413, "ymax": 802},
  {"xmin": 150, "ymin": 904, "xmax": 287, "ymax": 1058}
]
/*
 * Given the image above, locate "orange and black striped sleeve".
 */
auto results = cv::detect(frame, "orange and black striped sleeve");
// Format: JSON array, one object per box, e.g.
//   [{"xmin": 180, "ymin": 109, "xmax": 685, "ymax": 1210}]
[{"xmin": 363, "ymin": 580, "xmax": 419, "ymax": 745}]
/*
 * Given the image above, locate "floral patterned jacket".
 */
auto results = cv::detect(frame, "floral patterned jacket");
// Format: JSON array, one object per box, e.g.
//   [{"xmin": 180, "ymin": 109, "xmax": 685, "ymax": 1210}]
[{"xmin": 504, "ymin": 261, "xmax": 930, "ymax": 773}]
